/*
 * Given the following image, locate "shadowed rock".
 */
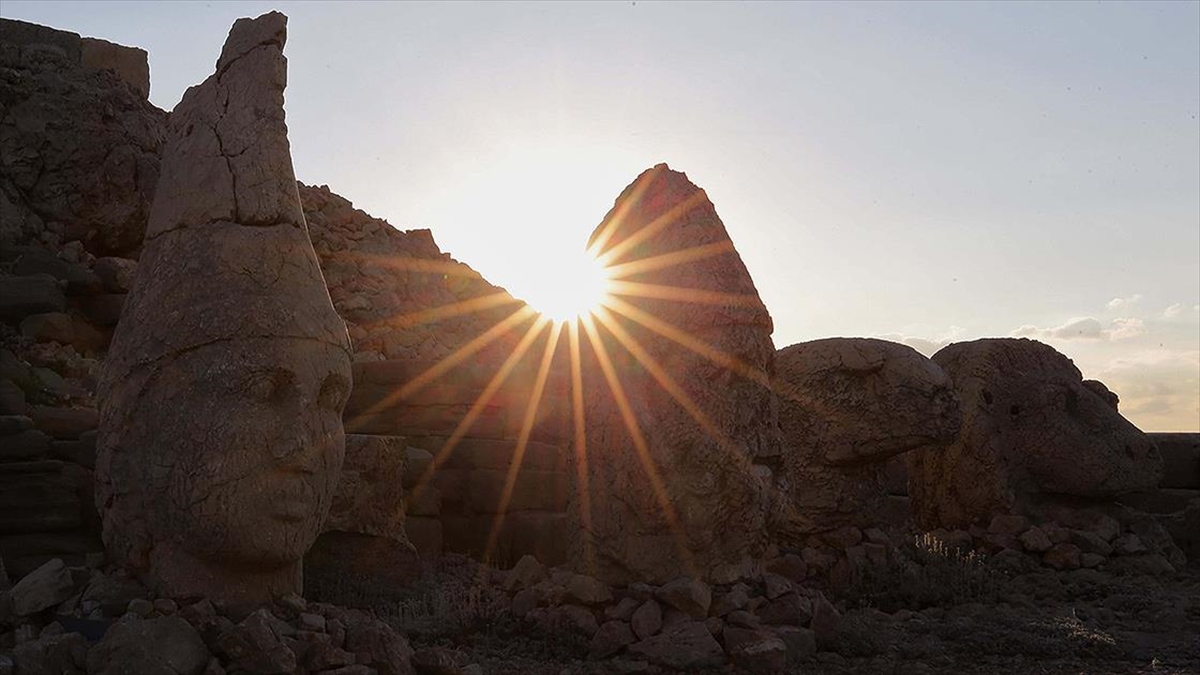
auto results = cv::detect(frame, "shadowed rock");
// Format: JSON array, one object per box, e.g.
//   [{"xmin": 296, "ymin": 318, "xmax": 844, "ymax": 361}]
[
  {"xmin": 908, "ymin": 338, "xmax": 1162, "ymax": 529},
  {"xmin": 0, "ymin": 19, "xmax": 165, "ymax": 254},
  {"xmin": 305, "ymin": 434, "xmax": 420, "ymax": 586},
  {"xmin": 96, "ymin": 12, "xmax": 352, "ymax": 608},
  {"xmin": 774, "ymin": 338, "xmax": 960, "ymax": 536},
  {"xmin": 573, "ymin": 164, "xmax": 777, "ymax": 584}
]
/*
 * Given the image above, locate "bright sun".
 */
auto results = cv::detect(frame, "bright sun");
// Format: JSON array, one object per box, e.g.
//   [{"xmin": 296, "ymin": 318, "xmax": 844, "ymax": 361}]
[{"xmin": 518, "ymin": 249, "xmax": 613, "ymax": 324}]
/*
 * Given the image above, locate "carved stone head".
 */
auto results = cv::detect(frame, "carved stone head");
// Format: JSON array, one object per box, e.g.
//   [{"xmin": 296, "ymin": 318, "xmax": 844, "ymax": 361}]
[
  {"xmin": 773, "ymin": 338, "xmax": 961, "ymax": 536},
  {"xmin": 908, "ymin": 338, "xmax": 1162, "ymax": 529},
  {"xmin": 96, "ymin": 12, "xmax": 351, "ymax": 606}
]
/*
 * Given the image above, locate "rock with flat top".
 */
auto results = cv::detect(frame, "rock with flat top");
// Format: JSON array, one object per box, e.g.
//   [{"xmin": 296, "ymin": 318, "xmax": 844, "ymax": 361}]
[{"xmin": 0, "ymin": 18, "xmax": 166, "ymax": 255}]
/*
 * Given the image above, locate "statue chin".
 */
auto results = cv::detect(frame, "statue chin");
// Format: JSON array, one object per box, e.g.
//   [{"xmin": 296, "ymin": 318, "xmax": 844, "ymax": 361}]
[{"xmin": 147, "ymin": 541, "xmax": 302, "ymax": 610}]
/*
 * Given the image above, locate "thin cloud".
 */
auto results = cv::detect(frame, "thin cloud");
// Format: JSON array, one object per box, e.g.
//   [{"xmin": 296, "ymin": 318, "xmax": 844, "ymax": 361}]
[
  {"xmin": 1010, "ymin": 316, "xmax": 1144, "ymax": 341},
  {"xmin": 873, "ymin": 326, "xmax": 964, "ymax": 357},
  {"xmin": 1108, "ymin": 317, "xmax": 1146, "ymax": 340},
  {"xmin": 1107, "ymin": 294, "xmax": 1143, "ymax": 311},
  {"xmin": 1013, "ymin": 317, "xmax": 1103, "ymax": 340},
  {"xmin": 1095, "ymin": 348, "xmax": 1200, "ymax": 432},
  {"xmin": 1164, "ymin": 303, "xmax": 1184, "ymax": 319}
]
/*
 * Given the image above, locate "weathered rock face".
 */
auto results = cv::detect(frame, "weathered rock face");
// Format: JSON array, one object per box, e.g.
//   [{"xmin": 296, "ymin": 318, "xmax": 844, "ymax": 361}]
[
  {"xmin": 774, "ymin": 338, "xmax": 960, "ymax": 536},
  {"xmin": 0, "ymin": 19, "xmax": 165, "ymax": 256},
  {"xmin": 908, "ymin": 338, "xmax": 1162, "ymax": 529},
  {"xmin": 301, "ymin": 183, "xmax": 522, "ymax": 365},
  {"xmin": 96, "ymin": 12, "xmax": 352, "ymax": 607},
  {"xmin": 573, "ymin": 164, "xmax": 777, "ymax": 584},
  {"xmin": 305, "ymin": 434, "xmax": 420, "ymax": 586}
]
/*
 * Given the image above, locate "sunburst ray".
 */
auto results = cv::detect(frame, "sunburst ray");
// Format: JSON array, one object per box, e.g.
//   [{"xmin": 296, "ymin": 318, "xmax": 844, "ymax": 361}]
[
  {"xmin": 605, "ymin": 240, "xmax": 736, "ymax": 280},
  {"xmin": 592, "ymin": 190, "xmax": 708, "ymax": 267},
  {"xmin": 345, "ymin": 306, "xmax": 538, "ymax": 432},
  {"xmin": 405, "ymin": 315, "xmax": 551, "ymax": 509},
  {"xmin": 348, "ymin": 253, "xmax": 491, "ymax": 278},
  {"xmin": 579, "ymin": 314, "xmax": 696, "ymax": 576},
  {"xmin": 592, "ymin": 306, "xmax": 755, "ymax": 473},
  {"xmin": 585, "ymin": 165, "xmax": 664, "ymax": 259},
  {"xmin": 607, "ymin": 280, "xmax": 763, "ymax": 308},
  {"xmin": 600, "ymin": 295, "xmax": 770, "ymax": 388},
  {"xmin": 357, "ymin": 291, "xmax": 521, "ymax": 332},
  {"xmin": 483, "ymin": 321, "xmax": 564, "ymax": 564},
  {"xmin": 567, "ymin": 318, "xmax": 597, "ymax": 576}
]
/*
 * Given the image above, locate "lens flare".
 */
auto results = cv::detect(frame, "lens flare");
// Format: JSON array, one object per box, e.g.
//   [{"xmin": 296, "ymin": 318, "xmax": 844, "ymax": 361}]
[{"xmin": 517, "ymin": 249, "xmax": 613, "ymax": 324}]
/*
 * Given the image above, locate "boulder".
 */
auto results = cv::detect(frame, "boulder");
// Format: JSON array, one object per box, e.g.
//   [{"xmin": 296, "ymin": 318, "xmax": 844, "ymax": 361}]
[
  {"xmin": 213, "ymin": 609, "xmax": 297, "ymax": 675},
  {"xmin": 564, "ymin": 573, "xmax": 613, "ymax": 605},
  {"xmin": 342, "ymin": 617, "xmax": 415, "ymax": 675},
  {"xmin": 655, "ymin": 577, "xmax": 711, "ymax": 619},
  {"xmin": 92, "ymin": 257, "xmax": 138, "ymax": 294},
  {"xmin": 627, "ymin": 621, "xmax": 725, "ymax": 671},
  {"xmin": 774, "ymin": 338, "xmax": 960, "ymax": 535},
  {"xmin": 757, "ymin": 591, "xmax": 812, "ymax": 627},
  {"xmin": 10, "ymin": 632, "xmax": 87, "ymax": 675},
  {"xmin": 573, "ymin": 164, "xmax": 776, "ymax": 584},
  {"xmin": 85, "ymin": 617, "xmax": 209, "ymax": 675},
  {"xmin": 11, "ymin": 249, "xmax": 101, "ymax": 294},
  {"xmin": 9, "ymin": 557, "xmax": 76, "ymax": 615},
  {"xmin": 589, "ymin": 620, "xmax": 636, "ymax": 660},
  {"xmin": 27, "ymin": 405, "xmax": 97, "ymax": 439},
  {"xmin": 631, "ymin": 599, "xmax": 663, "ymax": 640},
  {"xmin": 504, "ymin": 554, "xmax": 547, "ymax": 592},
  {"xmin": 0, "ymin": 429, "xmax": 49, "ymax": 461},
  {"xmin": 81, "ymin": 571, "xmax": 149, "ymax": 616},
  {"xmin": 0, "ymin": 378, "xmax": 26, "ymax": 415},
  {"xmin": 726, "ymin": 629, "xmax": 788, "ymax": 673},
  {"xmin": 908, "ymin": 338, "xmax": 1162, "ymax": 529},
  {"xmin": 95, "ymin": 12, "xmax": 352, "ymax": 608},
  {"xmin": 0, "ymin": 275, "xmax": 65, "ymax": 322}
]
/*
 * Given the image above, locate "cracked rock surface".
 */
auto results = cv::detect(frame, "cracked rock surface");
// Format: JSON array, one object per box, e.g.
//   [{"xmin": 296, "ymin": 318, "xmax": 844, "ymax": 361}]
[
  {"xmin": 95, "ymin": 11, "xmax": 352, "ymax": 609},
  {"xmin": 908, "ymin": 338, "xmax": 1163, "ymax": 530},
  {"xmin": 0, "ymin": 20, "xmax": 166, "ymax": 255},
  {"xmin": 573, "ymin": 164, "xmax": 779, "ymax": 585},
  {"xmin": 775, "ymin": 338, "xmax": 961, "ymax": 537}
]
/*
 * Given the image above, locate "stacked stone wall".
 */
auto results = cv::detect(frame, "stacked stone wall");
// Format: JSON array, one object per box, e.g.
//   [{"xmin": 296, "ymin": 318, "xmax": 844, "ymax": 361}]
[
  {"xmin": 345, "ymin": 357, "xmax": 573, "ymax": 567},
  {"xmin": 0, "ymin": 247, "xmax": 139, "ymax": 578}
]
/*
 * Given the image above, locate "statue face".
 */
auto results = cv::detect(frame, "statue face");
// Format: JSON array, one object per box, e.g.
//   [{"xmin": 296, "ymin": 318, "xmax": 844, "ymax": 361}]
[
  {"xmin": 134, "ymin": 337, "xmax": 352, "ymax": 568},
  {"xmin": 1013, "ymin": 377, "xmax": 1160, "ymax": 495}
]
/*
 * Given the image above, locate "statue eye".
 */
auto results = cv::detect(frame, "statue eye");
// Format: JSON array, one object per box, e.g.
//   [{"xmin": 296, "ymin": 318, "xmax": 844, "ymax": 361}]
[
  {"xmin": 248, "ymin": 369, "xmax": 293, "ymax": 402},
  {"xmin": 318, "ymin": 374, "xmax": 349, "ymax": 411}
]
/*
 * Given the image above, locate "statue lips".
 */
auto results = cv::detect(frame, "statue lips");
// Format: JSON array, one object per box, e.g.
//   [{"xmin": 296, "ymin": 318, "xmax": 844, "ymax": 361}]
[{"xmin": 270, "ymin": 465, "xmax": 318, "ymax": 523}]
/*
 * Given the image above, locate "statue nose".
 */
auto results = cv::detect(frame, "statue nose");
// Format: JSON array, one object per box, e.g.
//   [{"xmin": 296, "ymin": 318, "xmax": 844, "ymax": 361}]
[{"xmin": 272, "ymin": 431, "xmax": 311, "ymax": 466}]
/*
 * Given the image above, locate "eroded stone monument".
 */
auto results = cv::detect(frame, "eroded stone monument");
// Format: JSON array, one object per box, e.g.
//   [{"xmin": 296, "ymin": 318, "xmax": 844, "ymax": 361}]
[
  {"xmin": 96, "ymin": 12, "xmax": 352, "ymax": 606},
  {"xmin": 574, "ymin": 164, "xmax": 778, "ymax": 584},
  {"xmin": 774, "ymin": 338, "xmax": 961, "ymax": 537},
  {"xmin": 908, "ymin": 338, "xmax": 1162, "ymax": 529}
]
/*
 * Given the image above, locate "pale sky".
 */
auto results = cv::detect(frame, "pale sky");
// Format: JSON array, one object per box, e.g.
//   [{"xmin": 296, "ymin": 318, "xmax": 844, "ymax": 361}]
[{"xmin": 4, "ymin": 1, "xmax": 1197, "ymax": 431}]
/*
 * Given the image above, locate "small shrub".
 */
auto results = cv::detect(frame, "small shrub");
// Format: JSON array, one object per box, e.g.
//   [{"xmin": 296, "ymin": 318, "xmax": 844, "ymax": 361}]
[{"xmin": 841, "ymin": 532, "xmax": 1002, "ymax": 611}]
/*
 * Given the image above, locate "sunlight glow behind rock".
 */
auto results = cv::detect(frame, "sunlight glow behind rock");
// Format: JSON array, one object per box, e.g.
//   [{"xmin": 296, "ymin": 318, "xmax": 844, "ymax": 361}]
[{"xmin": 513, "ymin": 248, "xmax": 613, "ymax": 324}]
